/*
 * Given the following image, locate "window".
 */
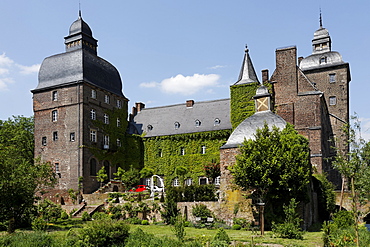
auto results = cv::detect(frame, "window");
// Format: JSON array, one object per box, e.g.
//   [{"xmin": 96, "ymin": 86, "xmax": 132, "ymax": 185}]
[
  {"xmin": 195, "ymin": 119, "xmax": 201, "ymax": 127},
  {"xmin": 117, "ymin": 99, "xmax": 122, "ymax": 108},
  {"xmin": 214, "ymin": 118, "xmax": 221, "ymax": 126},
  {"xmin": 55, "ymin": 163, "xmax": 60, "ymax": 173},
  {"xmin": 117, "ymin": 118, "xmax": 121, "ymax": 127},
  {"xmin": 90, "ymin": 158, "xmax": 97, "ymax": 176},
  {"xmin": 52, "ymin": 91, "xmax": 58, "ymax": 101},
  {"xmin": 329, "ymin": 96, "xmax": 337, "ymax": 106},
  {"xmin": 185, "ymin": 178, "xmax": 192, "ymax": 186},
  {"xmin": 70, "ymin": 132, "xmax": 75, "ymax": 142},
  {"xmin": 104, "ymin": 94, "xmax": 110, "ymax": 104},
  {"xmin": 90, "ymin": 109, "xmax": 96, "ymax": 120},
  {"xmin": 147, "ymin": 125, "xmax": 153, "ymax": 131},
  {"xmin": 201, "ymin": 145, "xmax": 206, "ymax": 154},
  {"xmin": 180, "ymin": 147, "xmax": 185, "ymax": 156},
  {"xmin": 53, "ymin": 131, "xmax": 58, "ymax": 141},
  {"xmin": 103, "ymin": 135, "xmax": 109, "ymax": 149},
  {"xmin": 117, "ymin": 138, "xmax": 121, "ymax": 147},
  {"xmin": 320, "ymin": 56, "xmax": 327, "ymax": 64},
  {"xmin": 157, "ymin": 149, "xmax": 163, "ymax": 157},
  {"xmin": 42, "ymin": 136, "xmax": 47, "ymax": 146},
  {"xmin": 214, "ymin": 176, "xmax": 221, "ymax": 186},
  {"xmin": 145, "ymin": 178, "xmax": 151, "ymax": 186},
  {"xmin": 199, "ymin": 177, "xmax": 208, "ymax": 185},
  {"xmin": 173, "ymin": 178, "xmax": 180, "ymax": 187},
  {"xmin": 91, "ymin": 89, "xmax": 97, "ymax": 99},
  {"xmin": 90, "ymin": 129, "xmax": 97, "ymax": 142},
  {"xmin": 329, "ymin": 73, "xmax": 336, "ymax": 83},
  {"xmin": 104, "ymin": 114, "xmax": 109, "ymax": 124},
  {"xmin": 174, "ymin": 122, "xmax": 180, "ymax": 129},
  {"xmin": 52, "ymin": 110, "xmax": 58, "ymax": 122}
]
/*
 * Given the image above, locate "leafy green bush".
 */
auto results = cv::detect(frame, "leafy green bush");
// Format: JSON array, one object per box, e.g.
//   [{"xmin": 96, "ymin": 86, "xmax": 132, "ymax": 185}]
[
  {"xmin": 192, "ymin": 204, "xmax": 212, "ymax": 218},
  {"xmin": 31, "ymin": 217, "xmax": 47, "ymax": 231},
  {"xmin": 233, "ymin": 218, "xmax": 250, "ymax": 229},
  {"xmin": 272, "ymin": 198, "xmax": 303, "ymax": 240},
  {"xmin": 92, "ymin": 212, "xmax": 109, "ymax": 220},
  {"xmin": 60, "ymin": 210, "xmax": 69, "ymax": 220},
  {"xmin": 212, "ymin": 228, "xmax": 230, "ymax": 244},
  {"xmin": 172, "ymin": 215, "xmax": 186, "ymax": 241},
  {"xmin": 125, "ymin": 216, "xmax": 141, "ymax": 225},
  {"xmin": 232, "ymin": 224, "xmax": 241, "ymax": 230},
  {"xmin": 36, "ymin": 199, "xmax": 62, "ymax": 222},
  {"xmin": 71, "ymin": 218, "xmax": 130, "ymax": 246},
  {"xmin": 0, "ymin": 231, "xmax": 54, "ymax": 247},
  {"xmin": 141, "ymin": 220, "xmax": 149, "ymax": 225},
  {"xmin": 81, "ymin": 211, "xmax": 91, "ymax": 221}
]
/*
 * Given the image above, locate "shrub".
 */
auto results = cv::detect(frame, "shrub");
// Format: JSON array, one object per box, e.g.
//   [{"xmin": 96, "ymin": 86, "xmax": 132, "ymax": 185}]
[
  {"xmin": 192, "ymin": 204, "xmax": 212, "ymax": 218},
  {"xmin": 141, "ymin": 220, "xmax": 149, "ymax": 225},
  {"xmin": 212, "ymin": 228, "xmax": 230, "ymax": 244},
  {"xmin": 81, "ymin": 211, "xmax": 91, "ymax": 221},
  {"xmin": 172, "ymin": 215, "xmax": 186, "ymax": 241},
  {"xmin": 36, "ymin": 199, "xmax": 63, "ymax": 222},
  {"xmin": 272, "ymin": 198, "xmax": 303, "ymax": 240},
  {"xmin": 31, "ymin": 217, "xmax": 47, "ymax": 231},
  {"xmin": 233, "ymin": 217, "xmax": 250, "ymax": 229},
  {"xmin": 92, "ymin": 212, "xmax": 109, "ymax": 220},
  {"xmin": 0, "ymin": 232, "xmax": 54, "ymax": 247},
  {"xmin": 60, "ymin": 210, "xmax": 69, "ymax": 220},
  {"xmin": 75, "ymin": 218, "xmax": 130, "ymax": 246},
  {"xmin": 232, "ymin": 224, "xmax": 241, "ymax": 230},
  {"xmin": 125, "ymin": 216, "xmax": 141, "ymax": 225}
]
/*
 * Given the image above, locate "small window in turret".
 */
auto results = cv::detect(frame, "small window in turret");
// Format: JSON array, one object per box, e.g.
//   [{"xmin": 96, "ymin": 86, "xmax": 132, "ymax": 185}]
[
  {"xmin": 320, "ymin": 57, "xmax": 327, "ymax": 64},
  {"xmin": 329, "ymin": 74, "xmax": 336, "ymax": 83}
]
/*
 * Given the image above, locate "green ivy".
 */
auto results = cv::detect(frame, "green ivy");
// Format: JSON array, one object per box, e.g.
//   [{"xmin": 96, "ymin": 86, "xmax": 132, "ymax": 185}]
[
  {"xmin": 143, "ymin": 130, "xmax": 231, "ymax": 186},
  {"xmin": 230, "ymin": 82, "xmax": 273, "ymax": 130}
]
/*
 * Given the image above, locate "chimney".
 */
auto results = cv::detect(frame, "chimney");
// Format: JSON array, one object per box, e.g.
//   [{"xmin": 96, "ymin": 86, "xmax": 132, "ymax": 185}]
[
  {"xmin": 135, "ymin": 102, "xmax": 145, "ymax": 113},
  {"xmin": 298, "ymin": 56, "xmax": 304, "ymax": 66},
  {"xmin": 262, "ymin": 69, "xmax": 269, "ymax": 83},
  {"xmin": 186, "ymin": 100, "xmax": 194, "ymax": 107},
  {"xmin": 132, "ymin": 106, "xmax": 137, "ymax": 116}
]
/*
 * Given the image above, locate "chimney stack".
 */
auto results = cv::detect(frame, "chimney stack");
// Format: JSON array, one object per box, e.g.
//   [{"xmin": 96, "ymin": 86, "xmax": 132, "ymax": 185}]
[
  {"xmin": 135, "ymin": 102, "xmax": 145, "ymax": 113},
  {"xmin": 262, "ymin": 69, "xmax": 269, "ymax": 83}
]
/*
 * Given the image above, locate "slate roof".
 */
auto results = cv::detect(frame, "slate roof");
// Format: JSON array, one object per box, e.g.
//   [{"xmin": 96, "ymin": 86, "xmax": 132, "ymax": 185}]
[
  {"xmin": 130, "ymin": 99, "xmax": 232, "ymax": 137},
  {"xmin": 221, "ymin": 110, "xmax": 286, "ymax": 149},
  {"xmin": 33, "ymin": 49, "xmax": 124, "ymax": 97}
]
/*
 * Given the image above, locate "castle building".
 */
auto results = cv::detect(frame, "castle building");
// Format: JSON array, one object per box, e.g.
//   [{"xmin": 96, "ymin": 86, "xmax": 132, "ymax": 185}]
[
  {"xmin": 32, "ymin": 14, "xmax": 128, "ymax": 194},
  {"xmin": 32, "ymin": 13, "xmax": 349, "ymax": 195}
]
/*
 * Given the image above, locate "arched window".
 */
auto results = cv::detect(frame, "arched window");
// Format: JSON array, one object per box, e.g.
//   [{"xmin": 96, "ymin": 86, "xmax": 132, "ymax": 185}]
[
  {"xmin": 174, "ymin": 122, "xmax": 180, "ymax": 129},
  {"xmin": 90, "ymin": 158, "xmax": 97, "ymax": 176}
]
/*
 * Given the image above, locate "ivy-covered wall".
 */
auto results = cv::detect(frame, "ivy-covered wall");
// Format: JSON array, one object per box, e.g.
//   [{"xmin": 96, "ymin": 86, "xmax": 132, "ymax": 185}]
[
  {"xmin": 230, "ymin": 82, "xmax": 273, "ymax": 129},
  {"xmin": 142, "ymin": 130, "xmax": 231, "ymax": 185}
]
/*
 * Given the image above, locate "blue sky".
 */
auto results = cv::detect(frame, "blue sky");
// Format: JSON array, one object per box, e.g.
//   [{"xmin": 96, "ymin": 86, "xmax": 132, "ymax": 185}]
[{"xmin": 0, "ymin": 1, "xmax": 369, "ymax": 139}]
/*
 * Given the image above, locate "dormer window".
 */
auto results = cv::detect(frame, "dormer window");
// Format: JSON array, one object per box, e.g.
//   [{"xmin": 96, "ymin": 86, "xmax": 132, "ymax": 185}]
[
  {"xmin": 147, "ymin": 125, "xmax": 153, "ymax": 131},
  {"xmin": 174, "ymin": 122, "xmax": 180, "ymax": 129},
  {"xmin": 214, "ymin": 118, "xmax": 221, "ymax": 126},
  {"xmin": 195, "ymin": 119, "xmax": 201, "ymax": 127},
  {"xmin": 320, "ymin": 56, "xmax": 327, "ymax": 64}
]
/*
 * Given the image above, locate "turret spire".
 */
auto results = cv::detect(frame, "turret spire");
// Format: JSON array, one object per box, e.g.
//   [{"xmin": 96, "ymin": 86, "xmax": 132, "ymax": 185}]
[
  {"xmin": 234, "ymin": 45, "xmax": 259, "ymax": 85},
  {"xmin": 79, "ymin": 1, "xmax": 82, "ymax": 19},
  {"xmin": 319, "ymin": 9, "xmax": 323, "ymax": 28}
]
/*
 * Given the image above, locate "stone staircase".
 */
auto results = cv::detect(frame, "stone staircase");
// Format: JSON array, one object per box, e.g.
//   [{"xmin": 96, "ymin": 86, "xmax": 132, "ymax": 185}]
[{"xmin": 72, "ymin": 203, "xmax": 104, "ymax": 218}]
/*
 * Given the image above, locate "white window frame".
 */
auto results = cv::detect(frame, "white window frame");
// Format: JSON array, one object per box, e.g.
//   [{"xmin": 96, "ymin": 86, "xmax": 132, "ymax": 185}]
[
  {"xmin": 90, "ymin": 129, "xmax": 97, "ymax": 142},
  {"xmin": 104, "ymin": 94, "xmax": 110, "ymax": 104},
  {"xmin": 184, "ymin": 178, "xmax": 192, "ymax": 186},
  {"xmin": 173, "ymin": 178, "xmax": 180, "ymax": 187},
  {"xmin": 91, "ymin": 89, "xmax": 97, "ymax": 99},
  {"xmin": 52, "ymin": 110, "xmax": 58, "ymax": 122},
  {"xmin": 104, "ymin": 114, "xmax": 109, "ymax": 124},
  {"xmin": 53, "ymin": 131, "xmax": 58, "ymax": 141},
  {"xmin": 201, "ymin": 145, "xmax": 206, "ymax": 154},
  {"xmin": 195, "ymin": 119, "xmax": 201, "ymax": 127},
  {"xmin": 52, "ymin": 91, "xmax": 58, "ymax": 101},
  {"xmin": 198, "ymin": 177, "xmax": 208, "ymax": 185},
  {"xmin": 90, "ymin": 109, "xmax": 96, "ymax": 120},
  {"xmin": 103, "ymin": 135, "xmax": 109, "ymax": 149},
  {"xmin": 214, "ymin": 118, "xmax": 221, "ymax": 126},
  {"xmin": 180, "ymin": 147, "xmax": 185, "ymax": 156},
  {"xmin": 329, "ymin": 96, "xmax": 337, "ymax": 106},
  {"xmin": 117, "ymin": 99, "xmax": 122, "ymax": 108},
  {"xmin": 329, "ymin": 73, "xmax": 336, "ymax": 83},
  {"xmin": 117, "ymin": 118, "xmax": 121, "ymax": 127},
  {"xmin": 214, "ymin": 176, "xmax": 221, "ymax": 186},
  {"xmin": 174, "ymin": 122, "xmax": 180, "ymax": 129}
]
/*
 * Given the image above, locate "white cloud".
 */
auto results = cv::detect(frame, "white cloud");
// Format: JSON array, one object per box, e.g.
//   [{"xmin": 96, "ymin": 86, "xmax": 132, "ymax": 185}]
[
  {"xmin": 0, "ymin": 68, "xmax": 9, "ymax": 75},
  {"xmin": 0, "ymin": 78, "xmax": 14, "ymax": 91},
  {"xmin": 160, "ymin": 73, "xmax": 220, "ymax": 95},
  {"xmin": 139, "ymin": 81, "xmax": 159, "ymax": 88},
  {"xmin": 18, "ymin": 64, "xmax": 41, "ymax": 75},
  {"xmin": 208, "ymin": 65, "xmax": 226, "ymax": 70},
  {"xmin": 359, "ymin": 117, "xmax": 370, "ymax": 141},
  {"xmin": 0, "ymin": 53, "xmax": 14, "ymax": 67}
]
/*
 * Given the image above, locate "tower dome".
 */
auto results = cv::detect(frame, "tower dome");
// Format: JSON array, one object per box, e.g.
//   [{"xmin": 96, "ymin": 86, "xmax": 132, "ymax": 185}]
[{"xmin": 69, "ymin": 16, "xmax": 93, "ymax": 37}]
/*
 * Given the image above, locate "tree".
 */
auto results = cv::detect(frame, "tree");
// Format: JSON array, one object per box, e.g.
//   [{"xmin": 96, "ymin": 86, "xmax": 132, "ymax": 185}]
[
  {"xmin": 97, "ymin": 166, "xmax": 108, "ymax": 187},
  {"xmin": 175, "ymin": 166, "xmax": 188, "ymax": 186},
  {"xmin": 332, "ymin": 115, "xmax": 370, "ymax": 247},
  {"xmin": 231, "ymin": 123, "xmax": 311, "ymax": 226},
  {"xmin": 204, "ymin": 161, "xmax": 220, "ymax": 184},
  {"xmin": 0, "ymin": 116, "xmax": 56, "ymax": 233},
  {"xmin": 114, "ymin": 166, "xmax": 140, "ymax": 190}
]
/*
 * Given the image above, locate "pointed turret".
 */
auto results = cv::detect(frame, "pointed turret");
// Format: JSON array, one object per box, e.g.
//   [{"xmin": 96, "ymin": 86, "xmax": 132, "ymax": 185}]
[{"xmin": 234, "ymin": 45, "xmax": 259, "ymax": 85}]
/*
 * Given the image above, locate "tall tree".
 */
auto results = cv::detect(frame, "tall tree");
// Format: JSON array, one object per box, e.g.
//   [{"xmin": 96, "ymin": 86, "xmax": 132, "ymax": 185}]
[
  {"xmin": 333, "ymin": 115, "xmax": 370, "ymax": 247},
  {"xmin": 231, "ymin": 123, "xmax": 311, "ymax": 226},
  {"xmin": 0, "ymin": 116, "xmax": 56, "ymax": 233}
]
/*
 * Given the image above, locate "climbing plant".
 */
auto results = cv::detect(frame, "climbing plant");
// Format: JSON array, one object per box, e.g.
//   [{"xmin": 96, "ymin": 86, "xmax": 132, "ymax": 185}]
[{"xmin": 142, "ymin": 129, "xmax": 230, "ymax": 186}]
